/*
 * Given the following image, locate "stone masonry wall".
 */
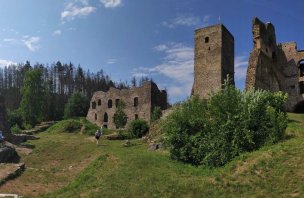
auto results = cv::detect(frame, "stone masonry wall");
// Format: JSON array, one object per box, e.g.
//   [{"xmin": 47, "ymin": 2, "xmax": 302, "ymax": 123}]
[
  {"xmin": 245, "ymin": 17, "xmax": 304, "ymax": 112},
  {"xmin": 86, "ymin": 81, "xmax": 167, "ymax": 129},
  {"xmin": 193, "ymin": 24, "xmax": 234, "ymax": 98}
]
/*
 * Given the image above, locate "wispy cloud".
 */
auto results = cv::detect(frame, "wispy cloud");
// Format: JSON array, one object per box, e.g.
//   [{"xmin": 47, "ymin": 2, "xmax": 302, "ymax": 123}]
[
  {"xmin": 3, "ymin": 38, "xmax": 18, "ymax": 44},
  {"xmin": 61, "ymin": 0, "xmax": 96, "ymax": 22},
  {"xmin": 235, "ymin": 55, "xmax": 248, "ymax": 80},
  {"xmin": 53, "ymin": 30, "xmax": 62, "ymax": 36},
  {"xmin": 100, "ymin": 0, "xmax": 122, "ymax": 8},
  {"xmin": 106, "ymin": 58, "xmax": 117, "ymax": 64},
  {"xmin": 133, "ymin": 42, "xmax": 194, "ymax": 100},
  {"xmin": 163, "ymin": 14, "xmax": 210, "ymax": 28},
  {"xmin": 0, "ymin": 59, "xmax": 17, "ymax": 67},
  {"xmin": 22, "ymin": 36, "xmax": 40, "ymax": 52}
]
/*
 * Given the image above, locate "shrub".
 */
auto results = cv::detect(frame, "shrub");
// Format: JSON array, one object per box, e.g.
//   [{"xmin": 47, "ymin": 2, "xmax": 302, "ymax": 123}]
[
  {"xmin": 8, "ymin": 109, "xmax": 24, "ymax": 129},
  {"xmin": 113, "ymin": 101, "xmax": 128, "ymax": 129},
  {"xmin": 11, "ymin": 124, "xmax": 22, "ymax": 134},
  {"xmin": 162, "ymin": 80, "xmax": 288, "ymax": 167},
  {"xmin": 151, "ymin": 106, "xmax": 162, "ymax": 122},
  {"xmin": 64, "ymin": 93, "xmax": 89, "ymax": 119},
  {"xmin": 128, "ymin": 119, "xmax": 149, "ymax": 138},
  {"xmin": 47, "ymin": 119, "xmax": 82, "ymax": 133}
]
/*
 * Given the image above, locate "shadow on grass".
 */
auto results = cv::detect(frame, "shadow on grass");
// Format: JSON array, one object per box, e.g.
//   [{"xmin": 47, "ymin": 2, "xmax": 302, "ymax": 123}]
[{"xmin": 288, "ymin": 119, "xmax": 301, "ymax": 124}]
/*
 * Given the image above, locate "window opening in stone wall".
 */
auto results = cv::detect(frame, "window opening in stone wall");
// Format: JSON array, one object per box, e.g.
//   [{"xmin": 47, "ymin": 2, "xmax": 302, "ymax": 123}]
[
  {"xmin": 115, "ymin": 99, "xmax": 120, "ymax": 107},
  {"xmin": 134, "ymin": 97, "xmax": 139, "ymax": 107},
  {"xmin": 299, "ymin": 81, "xmax": 304, "ymax": 94},
  {"xmin": 135, "ymin": 114, "xmax": 138, "ymax": 120},
  {"xmin": 103, "ymin": 124, "xmax": 108, "ymax": 128},
  {"xmin": 299, "ymin": 60, "xmax": 304, "ymax": 77},
  {"xmin": 272, "ymin": 52, "xmax": 276, "ymax": 60},
  {"xmin": 98, "ymin": 99, "xmax": 101, "ymax": 106},
  {"xmin": 92, "ymin": 101, "xmax": 96, "ymax": 109},
  {"xmin": 205, "ymin": 37, "xmax": 209, "ymax": 43},
  {"xmin": 104, "ymin": 112, "xmax": 108, "ymax": 122},
  {"xmin": 108, "ymin": 99, "xmax": 112, "ymax": 108},
  {"xmin": 95, "ymin": 113, "xmax": 97, "ymax": 120}
]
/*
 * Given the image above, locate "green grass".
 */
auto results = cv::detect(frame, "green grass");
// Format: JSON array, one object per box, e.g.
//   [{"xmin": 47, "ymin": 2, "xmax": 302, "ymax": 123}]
[{"xmin": 1, "ymin": 114, "xmax": 304, "ymax": 197}]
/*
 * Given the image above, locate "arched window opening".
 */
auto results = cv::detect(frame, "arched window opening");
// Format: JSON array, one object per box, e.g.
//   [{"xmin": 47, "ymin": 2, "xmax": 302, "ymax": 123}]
[
  {"xmin": 104, "ymin": 112, "xmax": 108, "ymax": 122},
  {"xmin": 115, "ymin": 99, "xmax": 120, "ymax": 107},
  {"xmin": 135, "ymin": 114, "xmax": 139, "ymax": 120},
  {"xmin": 95, "ymin": 113, "xmax": 97, "ymax": 121},
  {"xmin": 294, "ymin": 101, "xmax": 304, "ymax": 113},
  {"xmin": 299, "ymin": 81, "xmax": 304, "ymax": 94},
  {"xmin": 299, "ymin": 60, "xmax": 304, "ymax": 77},
  {"xmin": 205, "ymin": 37, "xmax": 209, "ymax": 43},
  {"xmin": 108, "ymin": 99, "xmax": 112, "ymax": 108},
  {"xmin": 103, "ymin": 124, "xmax": 108, "ymax": 128},
  {"xmin": 98, "ymin": 99, "xmax": 101, "ymax": 106},
  {"xmin": 134, "ymin": 97, "xmax": 139, "ymax": 107},
  {"xmin": 92, "ymin": 101, "xmax": 96, "ymax": 109}
]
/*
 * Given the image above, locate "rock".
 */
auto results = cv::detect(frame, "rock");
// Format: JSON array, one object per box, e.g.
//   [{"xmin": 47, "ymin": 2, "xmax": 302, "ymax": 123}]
[
  {"xmin": 9, "ymin": 134, "xmax": 39, "ymax": 145},
  {"xmin": 0, "ymin": 163, "xmax": 25, "ymax": 185},
  {"xmin": 123, "ymin": 140, "xmax": 131, "ymax": 147},
  {"xmin": 148, "ymin": 143, "xmax": 160, "ymax": 151},
  {"xmin": 0, "ymin": 146, "xmax": 20, "ymax": 163}
]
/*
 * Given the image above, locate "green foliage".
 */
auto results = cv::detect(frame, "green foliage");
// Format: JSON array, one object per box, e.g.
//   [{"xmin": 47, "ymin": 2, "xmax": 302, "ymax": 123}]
[
  {"xmin": 162, "ymin": 80, "xmax": 288, "ymax": 167},
  {"xmin": 64, "ymin": 92, "xmax": 89, "ymax": 119},
  {"xmin": 113, "ymin": 101, "xmax": 128, "ymax": 129},
  {"xmin": 11, "ymin": 124, "xmax": 22, "ymax": 134},
  {"xmin": 128, "ymin": 119, "xmax": 149, "ymax": 138},
  {"xmin": 151, "ymin": 106, "xmax": 162, "ymax": 122},
  {"xmin": 8, "ymin": 109, "xmax": 23, "ymax": 129},
  {"xmin": 19, "ymin": 68, "xmax": 45, "ymax": 127},
  {"xmin": 46, "ymin": 118, "xmax": 99, "ymax": 135}
]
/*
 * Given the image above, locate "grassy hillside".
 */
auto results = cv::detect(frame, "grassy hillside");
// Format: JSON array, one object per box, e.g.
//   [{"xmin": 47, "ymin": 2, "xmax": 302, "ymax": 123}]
[{"xmin": 1, "ymin": 114, "xmax": 303, "ymax": 197}]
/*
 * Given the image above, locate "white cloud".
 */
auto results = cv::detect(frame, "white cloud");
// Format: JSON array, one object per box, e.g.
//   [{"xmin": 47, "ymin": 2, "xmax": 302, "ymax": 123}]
[
  {"xmin": 0, "ymin": 59, "xmax": 17, "ymax": 67},
  {"xmin": 53, "ymin": 30, "xmax": 62, "ymax": 36},
  {"xmin": 133, "ymin": 42, "xmax": 194, "ymax": 100},
  {"xmin": 106, "ymin": 59, "xmax": 117, "ymax": 64},
  {"xmin": 235, "ymin": 55, "xmax": 248, "ymax": 80},
  {"xmin": 3, "ymin": 38, "xmax": 18, "ymax": 44},
  {"xmin": 163, "ymin": 14, "xmax": 210, "ymax": 28},
  {"xmin": 100, "ymin": 0, "xmax": 122, "ymax": 8},
  {"xmin": 22, "ymin": 36, "xmax": 40, "ymax": 52},
  {"xmin": 61, "ymin": 0, "xmax": 96, "ymax": 22}
]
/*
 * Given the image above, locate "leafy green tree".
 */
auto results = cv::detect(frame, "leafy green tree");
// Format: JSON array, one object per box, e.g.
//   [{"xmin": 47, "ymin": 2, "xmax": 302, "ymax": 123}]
[
  {"xmin": 151, "ymin": 106, "xmax": 162, "ymax": 122},
  {"xmin": 128, "ymin": 119, "xmax": 149, "ymax": 138},
  {"xmin": 64, "ymin": 92, "xmax": 89, "ymax": 119},
  {"xmin": 19, "ymin": 68, "xmax": 45, "ymax": 127},
  {"xmin": 113, "ymin": 101, "xmax": 128, "ymax": 129}
]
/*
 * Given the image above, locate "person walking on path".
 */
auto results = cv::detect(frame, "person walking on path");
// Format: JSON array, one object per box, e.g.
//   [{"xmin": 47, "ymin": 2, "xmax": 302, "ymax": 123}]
[
  {"xmin": 95, "ymin": 129, "xmax": 101, "ymax": 145},
  {"xmin": 95, "ymin": 126, "xmax": 104, "ymax": 145}
]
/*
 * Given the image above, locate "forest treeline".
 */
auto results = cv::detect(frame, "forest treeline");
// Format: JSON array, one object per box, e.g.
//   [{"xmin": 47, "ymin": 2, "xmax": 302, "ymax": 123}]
[{"xmin": 0, "ymin": 61, "xmax": 145, "ymax": 121}]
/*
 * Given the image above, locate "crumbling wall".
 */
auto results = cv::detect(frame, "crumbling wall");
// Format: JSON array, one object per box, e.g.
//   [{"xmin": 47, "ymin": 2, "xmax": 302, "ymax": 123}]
[
  {"xmin": 246, "ymin": 17, "xmax": 304, "ymax": 112},
  {"xmin": 86, "ymin": 81, "xmax": 167, "ymax": 129}
]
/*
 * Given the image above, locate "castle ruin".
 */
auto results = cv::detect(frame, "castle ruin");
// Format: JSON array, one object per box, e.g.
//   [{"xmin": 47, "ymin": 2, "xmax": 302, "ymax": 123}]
[
  {"xmin": 86, "ymin": 81, "xmax": 167, "ymax": 129},
  {"xmin": 246, "ymin": 17, "xmax": 304, "ymax": 112},
  {"xmin": 192, "ymin": 24, "xmax": 234, "ymax": 98}
]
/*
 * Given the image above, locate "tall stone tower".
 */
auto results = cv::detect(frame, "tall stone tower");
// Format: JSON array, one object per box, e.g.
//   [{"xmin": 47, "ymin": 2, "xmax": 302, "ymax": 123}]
[{"xmin": 193, "ymin": 24, "xmax": 234, "ymax": 98}]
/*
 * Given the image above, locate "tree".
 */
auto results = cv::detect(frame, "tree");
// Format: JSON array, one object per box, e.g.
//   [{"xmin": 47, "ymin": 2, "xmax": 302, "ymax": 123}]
[
  {"xmin": 113, "ymin": 100, "xmax": 128, "ymax": 129},
  {"xmin": 19, "ymin": 68, "xmax": 45, "ymax": 127},
  {"xmin": 151, "ymin": 106, "xmax": 162, "ymax": 122},
  {"xmin": 64, "ymin": 92, "xmax": 89, "ymax": 119}
]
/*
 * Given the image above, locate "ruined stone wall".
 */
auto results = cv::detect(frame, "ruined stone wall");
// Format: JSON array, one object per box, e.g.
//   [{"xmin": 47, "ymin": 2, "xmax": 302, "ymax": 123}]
[
  {"xmin": 245, "ymin": 17, "xmax": 304, "ymax": 112},
  {"xmin": 86, "ymin": 81, "xmax": 167, "ymax": 129},
  {"xmin": 193, "ymin": 24, "xmax": 234, "ymax": 98}
]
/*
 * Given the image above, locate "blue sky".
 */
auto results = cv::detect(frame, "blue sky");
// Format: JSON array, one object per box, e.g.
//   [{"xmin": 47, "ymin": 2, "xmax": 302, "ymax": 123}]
[{"xmin": 0, "ymin": 0, "xmax": 304, "ymax": 103}]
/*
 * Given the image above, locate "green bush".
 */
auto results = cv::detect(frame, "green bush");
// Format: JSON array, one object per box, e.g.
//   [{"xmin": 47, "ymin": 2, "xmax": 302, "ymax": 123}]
[
  {"xmin": 113, "ymin": 101, "xmax": 128, "ymax": 129},
  {"xmin": 8, "ymin": 109, "xmax": 24, "ymax": 129},
  {"xmin": 151, "ymin": 106, "xmax": 162, "ymax": 122},
  {"xmin": 128, "ymin": 119, "xmax": 149, "ymax": 138},
  {"xmin": 11, "ymin": 124, "xmax": 22, "ymax": 134},
  {"xmin": 162, "ymin": 80, "xmax": 288, "ymax": 167},
  {"xmin": 47, "ymin": 119, "xmax": 82, "ymax": 133}
]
